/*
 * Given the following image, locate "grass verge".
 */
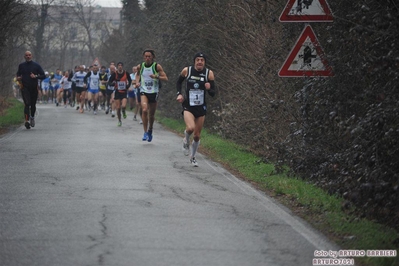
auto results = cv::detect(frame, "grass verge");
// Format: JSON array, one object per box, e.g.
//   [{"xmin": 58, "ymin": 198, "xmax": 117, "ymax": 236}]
[
  {"xmin": 156, "ymin": 114, "xmax": 398, "ymax": 266},
  {"xmin": 0, "ymin": 97, "xmax": 24, "ymax": 132}
]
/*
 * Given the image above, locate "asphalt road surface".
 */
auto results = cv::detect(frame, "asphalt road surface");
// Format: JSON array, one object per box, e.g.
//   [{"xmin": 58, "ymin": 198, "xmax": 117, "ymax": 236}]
[{"xmin": 0, "ymin": 103, "xmax": 339, "ymax": 266}]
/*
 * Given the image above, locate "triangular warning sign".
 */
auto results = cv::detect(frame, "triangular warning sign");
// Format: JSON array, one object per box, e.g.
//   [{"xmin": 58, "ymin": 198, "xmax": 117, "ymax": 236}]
[
  {"xmin": 278, "ymin": 25, "xmax": 333, "ymax": 77},
  {"xmin": 92, "ymin": 57, "xmax": 101, "ymax": 67},
  {"xmin": 279, "ymin": 0, "xmax": 333, "ymax": 22}
]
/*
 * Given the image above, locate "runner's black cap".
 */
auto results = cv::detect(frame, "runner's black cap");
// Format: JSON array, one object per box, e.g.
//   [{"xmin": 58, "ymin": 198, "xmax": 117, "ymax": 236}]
[{"xmin": 193, "ymin": 52, "xmax": 206, "ymax": 63}]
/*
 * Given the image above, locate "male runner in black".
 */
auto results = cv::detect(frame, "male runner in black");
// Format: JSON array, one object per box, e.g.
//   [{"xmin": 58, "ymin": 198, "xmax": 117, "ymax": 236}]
[{"xmin": 16, "ymin": 51, "xmax": 45, "ymax": 129}]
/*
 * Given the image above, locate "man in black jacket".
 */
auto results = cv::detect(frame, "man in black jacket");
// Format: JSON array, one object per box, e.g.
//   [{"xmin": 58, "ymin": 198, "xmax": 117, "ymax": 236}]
[{"xmin": 16, "ymin": 51, "xmax": 45, "ymax": 129}]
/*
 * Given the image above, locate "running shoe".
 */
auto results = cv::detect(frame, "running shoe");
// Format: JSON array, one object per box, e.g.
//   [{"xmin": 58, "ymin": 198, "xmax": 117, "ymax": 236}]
[
  {"xmin": 182, "ymin": 138, "xmax": 190, "ymax": 156},
  {"xmin": 147, "ymin": 130, "xmax": 153, "ymax": 142},
  {"xmin": 30, "ymin": 117, "xmax": 35, "ymax": 127},
  {"xmin": 25, "ymin": 121, "xmax": 30, "ymax": 129},
  {"xmin": 94, "ymin": 111, "xmax": 97, "ymax": 115},
  {"xmin": 111, "ymin": 111, "xmax": 115, "ymax": 117},
  {"xmin": 142, "ymin": 132, "xmax": 148, "ymax": 141},
  {"xmin": 190, "ymin": 157, "xmax": 198, "ymax": 167},
  {"xmin": 105, "ymin": 107, "xmax": 109, "ymax": 114},
  {"xmin": 118, "ymin": 121, "xmax": 122, "ymax": 127},
  {"xmin": 139, "ymin": 120, "xmax": 143, "ymax": 124}
]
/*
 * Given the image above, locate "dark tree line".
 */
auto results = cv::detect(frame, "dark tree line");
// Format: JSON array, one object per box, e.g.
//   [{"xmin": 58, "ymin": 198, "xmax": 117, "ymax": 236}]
[
  {"xmin": 0, "ymin": 0, "xmax": 27, "ymax": 99},
  {"xmin": 284, "ymin": 0, "xmax": 399, "ymax": 228}
]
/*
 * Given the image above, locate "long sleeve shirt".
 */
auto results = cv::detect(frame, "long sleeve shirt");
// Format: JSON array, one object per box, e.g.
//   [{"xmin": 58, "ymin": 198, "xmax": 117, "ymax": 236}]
[{"xmin": 16, "ymin": 61, "xmax": 45, "ymax": 89}]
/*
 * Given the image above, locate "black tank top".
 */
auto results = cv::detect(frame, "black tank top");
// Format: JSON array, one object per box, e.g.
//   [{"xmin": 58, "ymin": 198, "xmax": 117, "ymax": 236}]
[{"xmin": 184, "ymin": 66, "xmax": 209, "ymax": 107}]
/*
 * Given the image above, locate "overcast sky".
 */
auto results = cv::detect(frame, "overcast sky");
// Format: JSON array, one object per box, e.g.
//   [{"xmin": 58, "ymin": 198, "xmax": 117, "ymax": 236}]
[{"xmin": 94, "ymin": 0, "xmax": 122, "ymax": 7}]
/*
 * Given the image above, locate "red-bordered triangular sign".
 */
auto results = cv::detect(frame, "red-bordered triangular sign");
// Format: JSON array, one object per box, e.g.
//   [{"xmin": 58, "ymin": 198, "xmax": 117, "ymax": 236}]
[
  {"xmin": 92, "ymin": 57, "xmax": 101, "ymax": 67},
  {"xmin": 278, "ymin": 25, "xmax": 333, "ymax": 77},
  {"xmin": 279, "ymin": 0, "xmax": 333, "ymax": 22}
]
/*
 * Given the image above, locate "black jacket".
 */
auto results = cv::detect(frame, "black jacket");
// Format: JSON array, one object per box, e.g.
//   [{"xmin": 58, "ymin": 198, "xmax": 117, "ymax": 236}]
[{"xmin": 16, "ymin": 61, "xmax": 45, "ymax": 89}]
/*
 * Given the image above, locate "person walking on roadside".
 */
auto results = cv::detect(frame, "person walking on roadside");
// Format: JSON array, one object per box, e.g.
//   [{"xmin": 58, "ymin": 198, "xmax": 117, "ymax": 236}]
[
  {"xmin": 176, "ymin": 52, "xmax": 216, "ymax": 166},
  {"xmin": 13, "ymin": 77, "xmax": 21, "ymax": 99},
  {"xmin": 108, "ymin": 62, "xmax": 132, "ymax": 126},
  {"xmin": 135, "ymin": 49, "xmax": 168, "ymax": 142},
  {"xmin": 16, "ymin": 51, "xmax": 46, "ymax": 129}
]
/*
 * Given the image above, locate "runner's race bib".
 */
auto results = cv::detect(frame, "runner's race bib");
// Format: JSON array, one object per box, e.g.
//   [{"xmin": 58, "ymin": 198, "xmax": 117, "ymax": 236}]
[
  {"xmin": 117, "ymin": 81, "xmax": 126, "ymax": 90},
  {"xmin": 91, "ymin": 80, "xmax": 98, "ymax": 88},
  {"xmin": 189, "ymin": 90, "xmax": 204, "ymax": 106},
  {"xmin": 145, "ymin": 80, "xmax": 153, "ymax": 91}
]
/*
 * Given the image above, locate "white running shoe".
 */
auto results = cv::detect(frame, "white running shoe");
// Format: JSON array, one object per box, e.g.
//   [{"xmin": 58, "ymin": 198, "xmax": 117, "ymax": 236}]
[{"xmin": 190, "ymin": 157, "xmax": 198, "ymax": 167}]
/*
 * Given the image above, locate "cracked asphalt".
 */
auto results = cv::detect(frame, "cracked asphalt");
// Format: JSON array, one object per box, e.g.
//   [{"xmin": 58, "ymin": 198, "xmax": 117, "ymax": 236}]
[{"xmin": 0, "ymin": 103, "xmax": 339, "ymax": 266}]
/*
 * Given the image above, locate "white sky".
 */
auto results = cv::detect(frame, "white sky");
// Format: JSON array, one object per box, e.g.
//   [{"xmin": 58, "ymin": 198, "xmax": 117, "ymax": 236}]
[{"xmin": 94, "ymin": 0, "xmax": 122, "ymax": 7}]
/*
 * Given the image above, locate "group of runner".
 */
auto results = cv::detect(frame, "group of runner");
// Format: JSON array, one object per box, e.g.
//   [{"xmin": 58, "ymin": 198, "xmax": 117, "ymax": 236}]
[
  {"xmin": 16, "ymin": 49, "xmax": 215, "ymax": 167},
  {"xmin": 31, "ymin": 63, "xmax": 141, "ymax": 122}
]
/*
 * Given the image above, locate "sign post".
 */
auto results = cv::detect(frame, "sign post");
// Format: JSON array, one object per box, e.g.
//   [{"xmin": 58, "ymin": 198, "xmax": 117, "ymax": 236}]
[{"xmin": 92, "ymin": 57, "xmax": 101, "ymax": 67}]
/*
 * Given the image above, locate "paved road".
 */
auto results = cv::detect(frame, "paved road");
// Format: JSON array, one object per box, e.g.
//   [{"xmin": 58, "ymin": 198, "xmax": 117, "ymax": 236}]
[{"xmin": 0, "ymin": 103, "xmax": 339, "ymax": 266}]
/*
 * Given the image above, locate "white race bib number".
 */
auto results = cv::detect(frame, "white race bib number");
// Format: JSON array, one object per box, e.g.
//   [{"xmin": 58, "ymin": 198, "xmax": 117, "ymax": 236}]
[
  {"xmin": 189, "ymin": 90, "xmax": 204, "ymax": 106},
  {"xmin": 145, "ymin": 80, "xmax": 153, "ymax": 91},
  {"xmin": 91, "ymin": 80, "xmax": 98, "ymax": 88},
  {"xmin": 117, "ymin": 81, "xmax": 126, "ymax": 90}
]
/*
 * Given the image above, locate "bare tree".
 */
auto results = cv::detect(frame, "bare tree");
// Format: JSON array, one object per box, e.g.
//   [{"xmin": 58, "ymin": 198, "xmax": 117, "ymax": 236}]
[
  {"xmin": 0, "ymin": 0, "xmax": 29, "ymax": 98},
  {"xmin": 62, "ymin": 0, "xmax": 108, "ymax": 61},
  {"xmin": 29, "ymin": 0, "xmax": 59, "ymax": 63}
]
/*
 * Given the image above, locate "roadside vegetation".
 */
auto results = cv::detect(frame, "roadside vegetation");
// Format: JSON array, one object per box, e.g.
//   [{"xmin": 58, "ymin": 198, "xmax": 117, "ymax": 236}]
[
  {"xmin": 156, "ymin": 114, "xmax": 398, "ymax": 266},
  {"xmin": 0, "ymin": 97, "xmax": 24, "ymax": 132},
  {"xmin": 121, "ymin": 0, "xmax": 399, "ymax": 234}
]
